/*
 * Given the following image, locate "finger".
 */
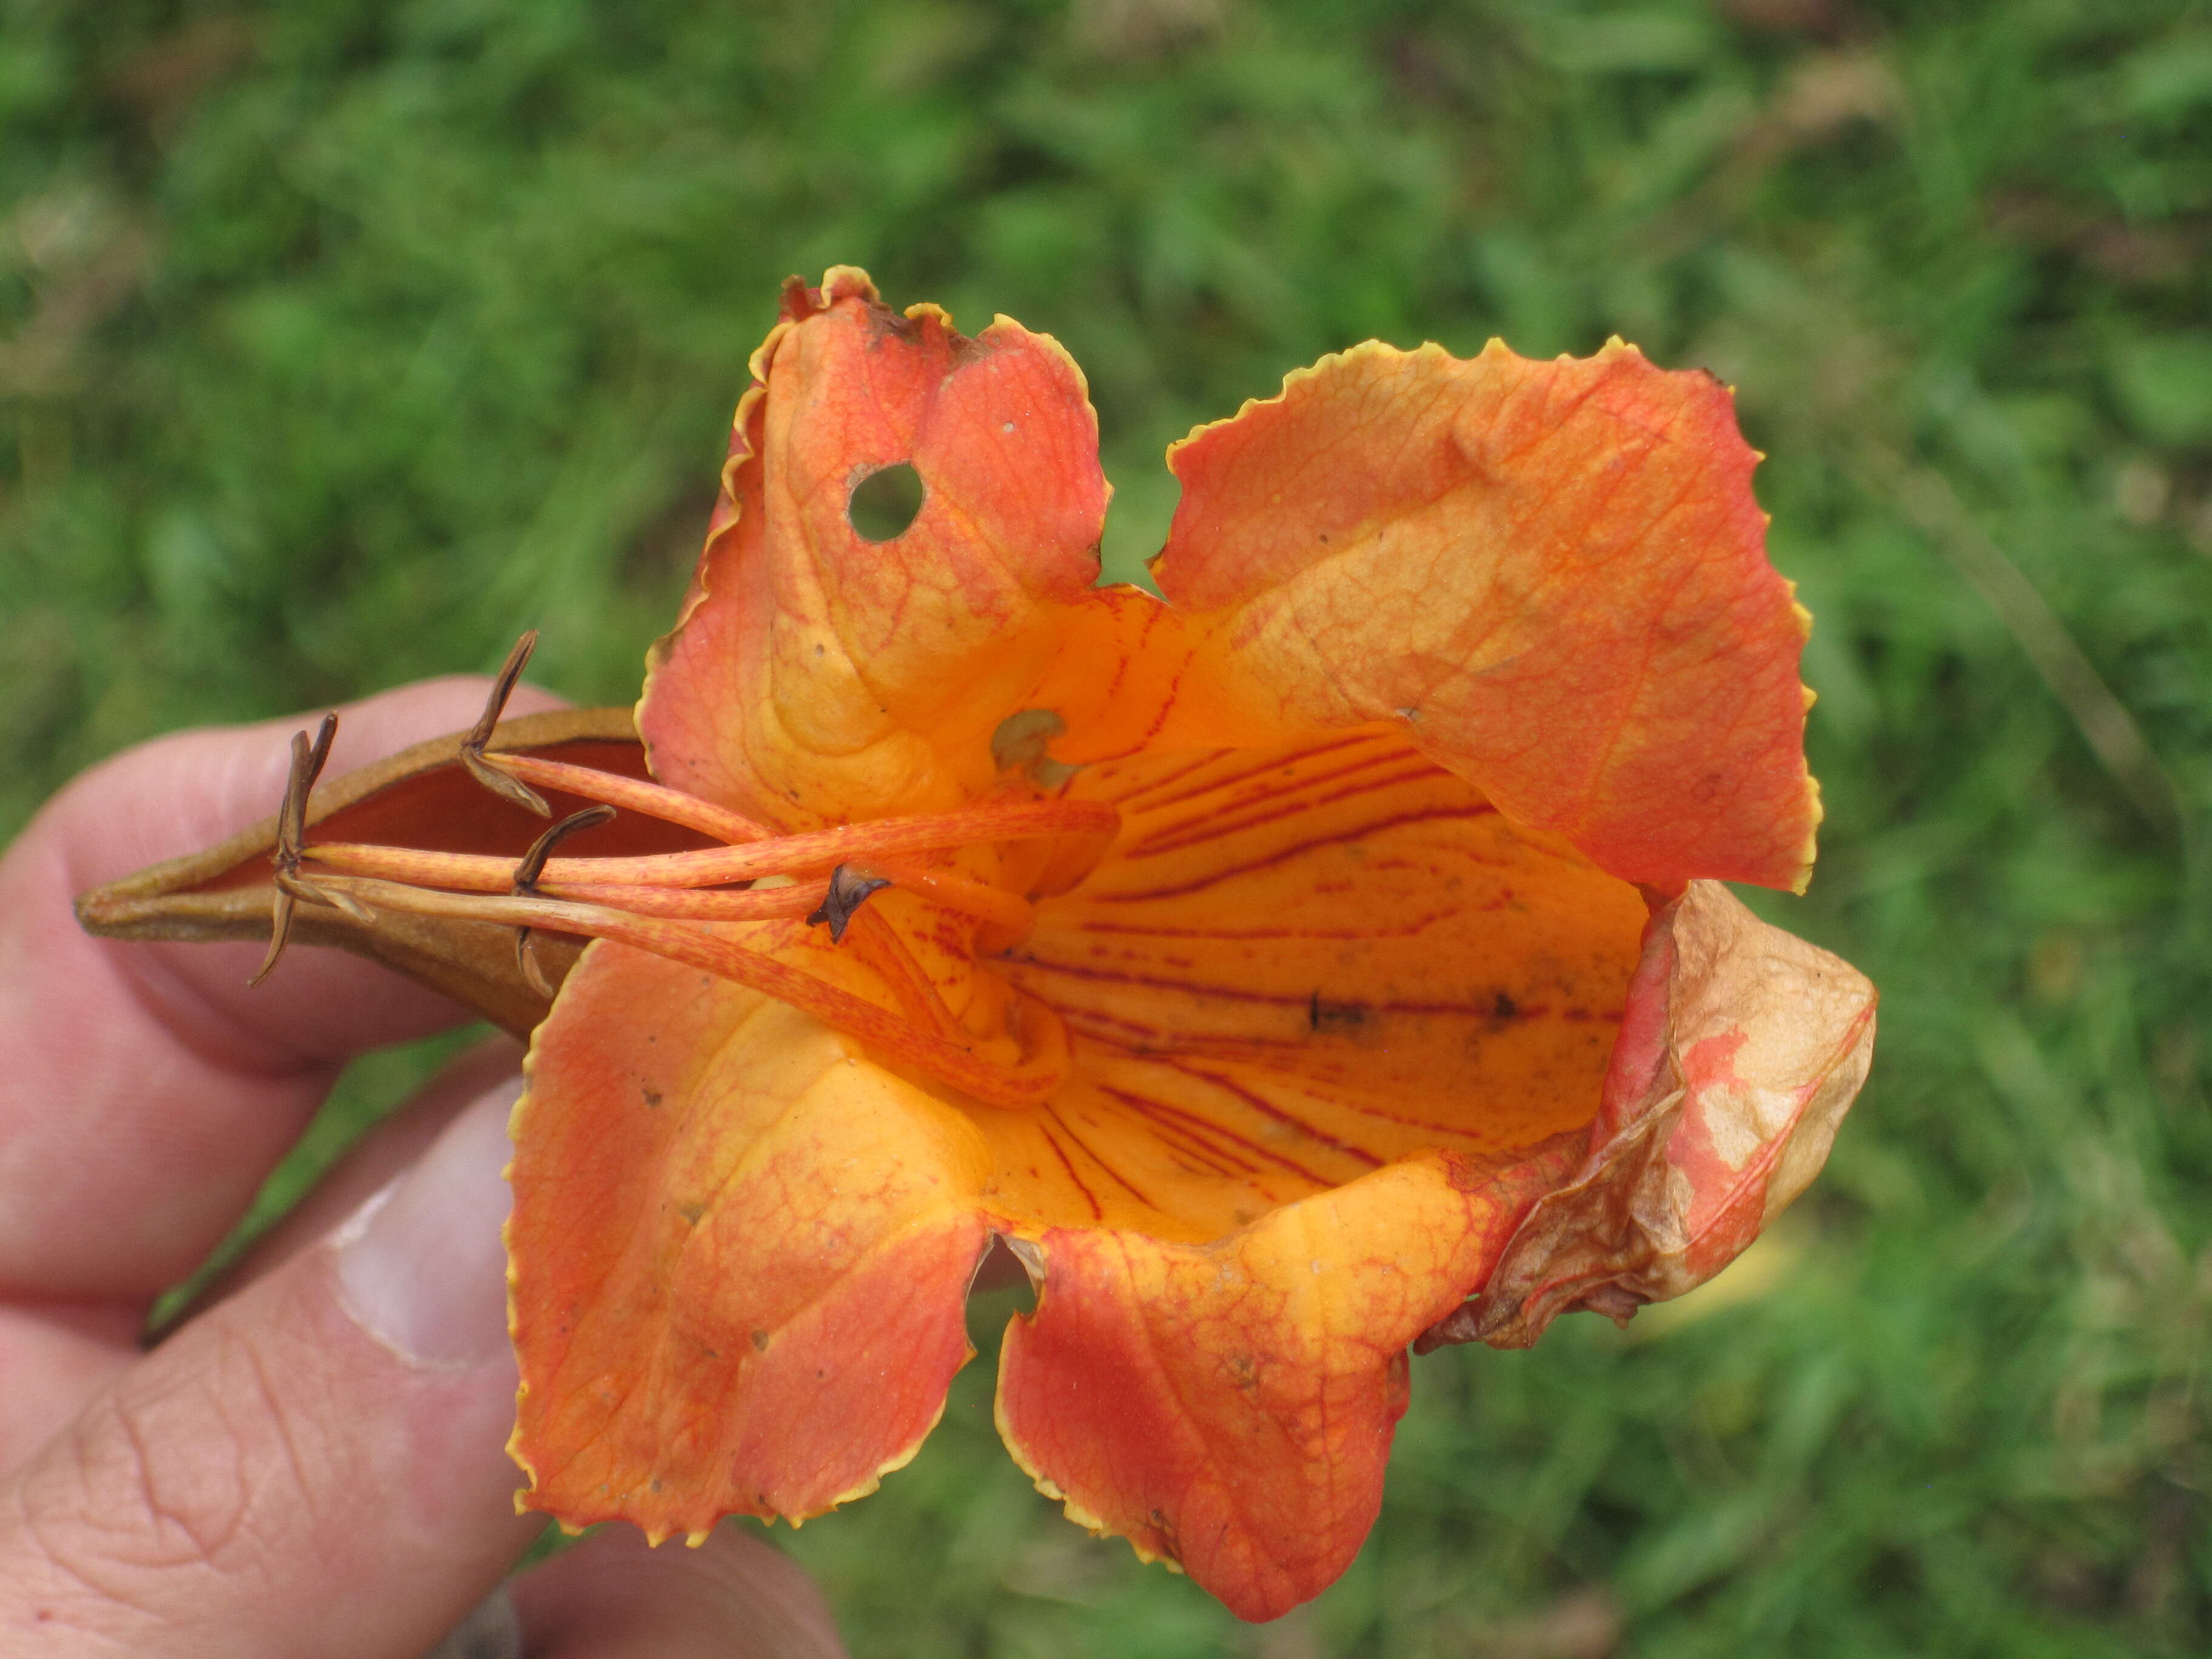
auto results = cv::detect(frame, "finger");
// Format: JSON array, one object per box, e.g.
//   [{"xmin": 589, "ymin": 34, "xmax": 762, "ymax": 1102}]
[
  {"xmin": 0, "ymin": 676, "xmax": 563, "ymax": 1302},
  {"xmin": 511, "ymin": 1527, "xmax": 847, "ymax": 1659},
  {"xmin": 0, "ymin": 1078, "xmax": 540, "ymax": 1657},
  {"xmin": 172, "ymin": 1036, "xmax": 526, "ymax": 1317},
  {"xmin": 0, "ymin": 1038, "xmax": 523, "ymax": 1483},
  {"xmin": 0, "ymin": 1301, "xmax": 141, "ymax": 1482}
]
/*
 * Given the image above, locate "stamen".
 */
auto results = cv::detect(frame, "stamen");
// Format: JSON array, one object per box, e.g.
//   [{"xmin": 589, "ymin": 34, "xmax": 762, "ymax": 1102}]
[
  {"xmin": 460, "ymin": 631, "xmax": 552, "ymax": 818},
  {"xmin": 477, "ymin": 751, "xmax": 775, "ymax": 845},
  {"xmin": 313, "ymin": 875, "xmax": 1060, "ymax": 1110},
  {"xmin": 512, "ymin": 805, "xmax": 618, "ymax": 997},
  {"xmin": 469, "ymin": 754, "xmax": 1044, "ymax": 945},
  {"xmin": 998, "ymin": 984, "xmax": 1072, "ymax": 1096},
  {"xmin": 250, "ymin": 712, "xmax": 340, "ymax": 987},
  {"xmin": 301, "ymin": 797, "xmax": 1119, "ymax": 893},
  {"xmin": 513, "ymin": 804, "xmax": 618, "ymax": 891},
  {"xmin": 471, "ymin": 756, "xmax": 1040, "ymax": 937},
  {"xmin": 806, "ymin": 864, "xmax": 891, "ymax": 942}
]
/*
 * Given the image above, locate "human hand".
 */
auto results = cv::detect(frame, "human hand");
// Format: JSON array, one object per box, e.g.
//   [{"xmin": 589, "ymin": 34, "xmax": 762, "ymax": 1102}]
[{"xmin": 0, "ymin": 679, "xmax": 848, "ymax": 1658}]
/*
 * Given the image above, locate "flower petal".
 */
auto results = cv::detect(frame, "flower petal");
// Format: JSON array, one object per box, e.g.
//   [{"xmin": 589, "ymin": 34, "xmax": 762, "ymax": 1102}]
[
  {"xmin": 1428, "ymin": 879, "xmax": 1877, "ymax": 1351},
  {"xmin": 508, "ymin": 939, "xmax": 993, "ymax": 1538},
  {"xmin": 1153, "ymin": 340, "xmax": 1818, "ymax": 891},
  {"xmin": 639, "ymin": 268, "xmax": 1111, "ymax": 828},
  {"xmin": 994, "ymin": 1141, "xmax": 1579, "ymax": 1623}
]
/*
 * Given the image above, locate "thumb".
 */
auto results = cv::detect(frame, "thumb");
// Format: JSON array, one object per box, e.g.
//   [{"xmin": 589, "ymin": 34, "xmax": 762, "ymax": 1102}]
[{"xmin": 0, "ymin": 1079, "xmax": 535, "ymax": 1657}]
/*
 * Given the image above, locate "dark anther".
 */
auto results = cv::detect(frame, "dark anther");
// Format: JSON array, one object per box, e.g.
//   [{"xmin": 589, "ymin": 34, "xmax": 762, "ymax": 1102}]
[
  {"xmin": 512, "ymin": 803, "xmax": 616, "ymax": 997},
  {"xmin": 806, "ymin": 863, "xmax": 891, "ymax": 943},
  {"xmin": 460, "ymin": 630, "xmax": 551, "ymax": 817},
  {"xmin": 250, "ymin": 712, "xmax": 343, "ymax": 986},
  {"xmin": 512, "ymin": 802, "xmax": 615, "ymax": 895}
]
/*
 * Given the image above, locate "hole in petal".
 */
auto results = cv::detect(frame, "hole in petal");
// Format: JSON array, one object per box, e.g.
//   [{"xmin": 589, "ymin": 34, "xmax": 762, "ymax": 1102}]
[{"xmin": 848, "ymin": 463, "xmax": 925, "ymax": 542}]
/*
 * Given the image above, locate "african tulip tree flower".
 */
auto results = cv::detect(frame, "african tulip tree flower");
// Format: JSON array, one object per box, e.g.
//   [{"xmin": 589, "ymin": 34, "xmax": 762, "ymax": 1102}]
[{"xmin": 78, "ymin": 268, "xmax": 1875, "ymax": 1622}]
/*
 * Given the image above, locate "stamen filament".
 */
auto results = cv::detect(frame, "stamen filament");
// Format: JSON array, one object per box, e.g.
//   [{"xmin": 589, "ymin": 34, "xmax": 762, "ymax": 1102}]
[
  {"xmin": 302, "ymin": 797, "xmax": 1119, "ymax": 893},
  {"xmin": 310, "ymin": 875, "xmax": 1059, "ymax": 1110},
  {"xmin": 481, "ymin": 753, "xmax": 775, "ymax": 845}
]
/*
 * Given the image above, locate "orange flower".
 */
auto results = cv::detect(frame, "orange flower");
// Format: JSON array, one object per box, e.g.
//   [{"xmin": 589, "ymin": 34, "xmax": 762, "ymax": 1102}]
[{"xmin": 82, "ymin": 267, "xmax": 1876, "ymax": 1621}]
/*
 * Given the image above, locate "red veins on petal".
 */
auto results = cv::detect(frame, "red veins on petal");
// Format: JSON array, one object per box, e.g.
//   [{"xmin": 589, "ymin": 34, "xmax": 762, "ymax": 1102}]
[
  {"xmin": 994, "ymin": 1141, "xmax": 1580, "ymax": 1622},
  {"xmin": 1155, "ymin": 340, "xmax": 1819, "ymax": 892}
]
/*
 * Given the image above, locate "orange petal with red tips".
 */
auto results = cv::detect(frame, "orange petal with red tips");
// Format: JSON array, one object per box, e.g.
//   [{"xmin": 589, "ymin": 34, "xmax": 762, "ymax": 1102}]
[
  {"xmin": 639, "ymin": 267, "xmax": 1111, "ymax": 829},
  {"xmin": 508, "ymin": 939, "xmax": 993, "ymax": 1538},
  {"xmin": 1154, "ymin": 340, "xmax": 1819, "ymax": 892},
  {"xmin": 1431, "ymin": 879, "xmax": 1877, "ymax": 1352},
  {"xmin": 993, "ymin": 1139, "xmax": 1579, "ymax": 1623}
]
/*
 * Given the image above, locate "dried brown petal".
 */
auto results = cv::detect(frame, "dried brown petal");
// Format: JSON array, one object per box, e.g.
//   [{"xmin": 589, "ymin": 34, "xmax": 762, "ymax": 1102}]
[{"xmin": 1418, "ymin": 879, "xmax": 1877, "ymax": 1352}]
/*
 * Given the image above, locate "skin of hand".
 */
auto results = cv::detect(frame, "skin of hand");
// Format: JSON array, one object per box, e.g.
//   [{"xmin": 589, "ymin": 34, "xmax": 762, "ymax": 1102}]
[{"xmin": 0, "ymin": 677, "xmax": 849, "ymax": 1659}]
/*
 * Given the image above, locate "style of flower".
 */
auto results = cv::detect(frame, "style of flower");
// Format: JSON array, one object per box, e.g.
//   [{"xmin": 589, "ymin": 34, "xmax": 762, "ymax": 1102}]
[{"xmin": 78, "ymin": 268, "xmax": 1875, "ymax": 1622}]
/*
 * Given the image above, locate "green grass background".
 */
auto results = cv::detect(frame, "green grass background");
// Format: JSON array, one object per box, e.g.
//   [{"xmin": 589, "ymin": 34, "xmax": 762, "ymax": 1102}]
[{"xmin": 5, "ymin": 0, "xmax": 2211, "ymax": 1652}]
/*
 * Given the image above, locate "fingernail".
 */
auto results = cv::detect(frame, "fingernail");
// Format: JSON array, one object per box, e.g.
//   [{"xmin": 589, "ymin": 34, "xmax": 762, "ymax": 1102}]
[{"xmin": 334, "ymin": 1077, "xmax": 521, "ymax": 1367}]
